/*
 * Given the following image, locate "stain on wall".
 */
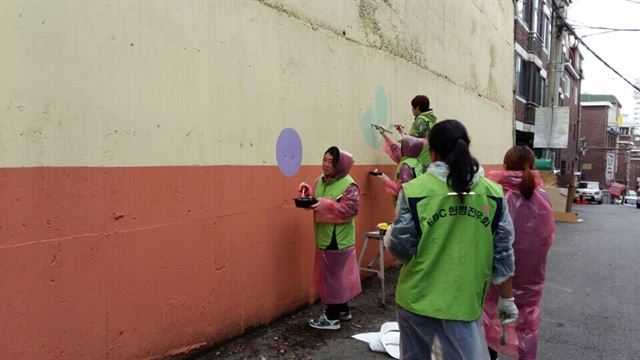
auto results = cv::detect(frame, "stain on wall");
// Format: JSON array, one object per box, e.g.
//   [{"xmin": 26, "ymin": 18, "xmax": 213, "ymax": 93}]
[{"xmin": 357, "ymin": 0, "xmax": 425, "ymax": 66}]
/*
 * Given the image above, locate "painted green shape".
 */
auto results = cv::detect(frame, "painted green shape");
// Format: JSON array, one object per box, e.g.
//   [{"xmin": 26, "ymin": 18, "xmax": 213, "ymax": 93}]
[
  {"xmin": 375, "ymin": 86, "xmax": 388, "ymax": 126},
  {"xmin": 359, "ymin": 86, "xmax": 389, "ymax": 149}
]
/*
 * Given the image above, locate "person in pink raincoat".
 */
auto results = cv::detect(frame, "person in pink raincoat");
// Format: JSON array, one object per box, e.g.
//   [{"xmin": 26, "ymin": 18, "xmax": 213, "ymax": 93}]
[
  {"xmin": 298, "ymin": 146, "xmax": 362, "ymax": 330},
  {"xmin": 375, "ymin": 131, "xmax": 426, "ymax": 199},
  {"xmin": 482, "ymin": 145, "xmax": 555, "ymax": 360}
]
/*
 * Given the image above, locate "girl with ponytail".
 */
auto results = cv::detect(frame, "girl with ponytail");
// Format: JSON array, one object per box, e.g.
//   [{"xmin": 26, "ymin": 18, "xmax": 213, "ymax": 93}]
[
  {"xmin": 383, "ymin": 119, "xmax": 517, "ymax": 359},
  {"xmin": 427, "ymin": 118, "xmax": 480, "ymax": 201},
  {"xmin": 483, "ymin": 145, "xmax": 556, "ymax": 360}
]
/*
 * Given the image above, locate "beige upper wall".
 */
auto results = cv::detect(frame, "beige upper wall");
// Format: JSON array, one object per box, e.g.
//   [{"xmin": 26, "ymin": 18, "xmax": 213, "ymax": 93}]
[{"xmin": 0, "ymin": 0, "xmax": 513, "ymax": 167}]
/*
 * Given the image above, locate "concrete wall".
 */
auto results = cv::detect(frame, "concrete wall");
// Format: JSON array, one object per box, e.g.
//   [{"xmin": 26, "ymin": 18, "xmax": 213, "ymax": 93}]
[{"xmin": 0, "ymin": 1, "xmax": 514, "ymax": 359}]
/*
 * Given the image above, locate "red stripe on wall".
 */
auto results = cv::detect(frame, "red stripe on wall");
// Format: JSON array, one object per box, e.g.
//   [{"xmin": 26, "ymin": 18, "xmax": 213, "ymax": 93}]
[{"xmin": 0, "ymin": 165, "xmax": 397, "ymax": 359}]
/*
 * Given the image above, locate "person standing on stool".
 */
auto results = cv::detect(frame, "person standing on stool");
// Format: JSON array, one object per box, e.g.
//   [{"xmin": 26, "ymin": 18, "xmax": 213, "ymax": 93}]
[
  {"xmin": 408, "ymin": 95, "xmax": 438, "ymax": 168},
  {"xmin": 383, "ymin": 119, "xmax": 518, "ymax": 359},
  {"xmin": 299, "ymin": 146, "xmax": 361, "ymax": 330}
]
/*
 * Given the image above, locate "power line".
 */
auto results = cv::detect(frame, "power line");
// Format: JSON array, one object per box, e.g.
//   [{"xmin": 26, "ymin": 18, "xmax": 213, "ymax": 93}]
[
  {"xmin": 561, "ymin": 19, "xmax": 640, "ymax": 93},
  {"xmin": 571, "ymin": 24, "xmax": 640, "ymax": 32},
  {"xmin": 581, "ymin": 30, "xmax": 617, "ymax": 38}
]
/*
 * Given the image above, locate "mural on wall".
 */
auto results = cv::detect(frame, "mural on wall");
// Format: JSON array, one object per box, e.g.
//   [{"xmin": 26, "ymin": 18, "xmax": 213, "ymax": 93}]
[
  {"xmin": 275, "ymin": 128, "xmax": 303, "ymax": 177},
  {"xmin": 359, "ymin": 86, "xmax": 390, "ymax": 149},
  {"xmin": 276, "ymin": 86, "xmax": 389, "ymax": 176}
]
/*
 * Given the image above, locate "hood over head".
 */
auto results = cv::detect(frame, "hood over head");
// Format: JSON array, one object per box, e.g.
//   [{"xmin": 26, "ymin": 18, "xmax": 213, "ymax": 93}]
[
  {"xmin": 400, "ymin": 136, "xmax": 425, "ymax": 158},
  {"xmin": 329, "ymin": 147, "xmax": 354, "ymax": 180},
  {"xmin": 487, "ymin": 170, "xmax": 543, "ymax": 192}
]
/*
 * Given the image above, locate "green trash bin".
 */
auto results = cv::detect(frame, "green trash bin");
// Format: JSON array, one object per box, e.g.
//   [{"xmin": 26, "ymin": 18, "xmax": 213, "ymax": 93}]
[{"xmin": 535, "ymin": 158, "xmax": 553, "ymax": 171}]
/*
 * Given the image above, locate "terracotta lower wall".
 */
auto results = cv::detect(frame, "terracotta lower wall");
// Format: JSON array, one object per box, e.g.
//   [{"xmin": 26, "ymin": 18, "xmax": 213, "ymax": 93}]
[
  {"xmin": 0, "ymin": 163, "xmax": 503, "ymax": 359},
  {"xmin": 0, "ymin": 165, "xmax": 397, "ymax": 360}
]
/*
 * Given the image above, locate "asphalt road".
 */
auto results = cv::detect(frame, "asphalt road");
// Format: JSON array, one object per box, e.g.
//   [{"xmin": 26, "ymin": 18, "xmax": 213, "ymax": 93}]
[{"xmin": 536, "ymin": 204, "xmax": 640, "ymax": 359}]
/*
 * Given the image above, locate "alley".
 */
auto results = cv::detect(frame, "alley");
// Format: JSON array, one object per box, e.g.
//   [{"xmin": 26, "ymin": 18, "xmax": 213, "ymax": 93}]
[
  {"xmin": 182, "ymin": 204, "xmax": 640, "ymax": 359},
  {"xmin": 536, "ymin": 204, "xmax": 640, "ymax": 359}
]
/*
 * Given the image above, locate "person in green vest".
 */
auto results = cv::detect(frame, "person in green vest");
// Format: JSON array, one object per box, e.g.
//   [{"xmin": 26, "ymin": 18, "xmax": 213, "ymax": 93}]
[
  {"xmin": 374, "ymin": 133, "xmax": 426, "ymax": 201},
  {"xmin": 383, "ymin": 120, "xmax": 518, "ymax": 359},
  {"xmin": 298, "ymin": 146, "xmax": 361, "ymax": 330},
  {"xmin": 409, "ymin": 95, "xmax": 438, "ymax": 167}
]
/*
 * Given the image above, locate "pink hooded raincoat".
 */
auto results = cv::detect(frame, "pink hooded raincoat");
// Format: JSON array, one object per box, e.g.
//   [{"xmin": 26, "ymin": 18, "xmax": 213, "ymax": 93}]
[
  {"xmin": 483, "ymin": 170, "xmax": 555, "ymax": 360},
  {"xmin": 380, "ymin": 135, "xmax": 425, "ymax": 195},
  {"xmin": 311, "ymin": 148, "xmax": 361, "ymax": 304}
]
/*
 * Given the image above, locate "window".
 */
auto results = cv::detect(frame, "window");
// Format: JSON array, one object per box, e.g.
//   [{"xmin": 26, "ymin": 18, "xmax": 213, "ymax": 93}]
[
  {"xmin": 544, "ymin": 14, "xmax": 551, "ymax": 52},
  {"xmin": 516, "ymin": 0, "xmax": 525, "ymax": 19},
  {"xmin": 561, "ymin": 160, "xmax": 567, "ymax": 175},
  {"xmin": 517, "ymin": 0, "xmax": 533, "ymax": 29},
  {"xmin": 516, "ymin": 59, "xmax": 545, "ymax": 105},
  {"xmin": 574, "ymin": 87, "xmax": 578, "ymax": 105},
  {"xmin": 521, "ymin": 63, "xmax": 531, "ymax": 99},
  {"xmin": 530, "ymin": 67, "xmax": 545, "ymax": 106},
  {"xmin": 516, "ymin": 55, "xmax": 532, "ymax": 99},
  {"xmin": 537, "ymin": 2, "xmax": 546, "ymax": 42},
  {"xmin": 563, "ymin": 75, "xmax": 571, "ymax": 97},
  {"xmin": 515, "ymin": 55, "xmax": 524, "ymax": 97}
]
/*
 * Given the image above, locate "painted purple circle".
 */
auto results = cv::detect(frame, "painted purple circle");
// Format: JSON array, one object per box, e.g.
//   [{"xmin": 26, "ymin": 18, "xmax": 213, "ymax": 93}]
[{"xmin": 276, "ymin": 128, "xmax": 303, "ymax": 177}]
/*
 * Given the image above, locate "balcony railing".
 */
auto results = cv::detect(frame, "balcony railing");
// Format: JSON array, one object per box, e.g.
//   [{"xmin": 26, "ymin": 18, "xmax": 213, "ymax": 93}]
[
  {"xmin": 528, "ymin": 33, "xmax": 545, "ymax": 60},
  {"xmin": 524, "ymin": 103, "xmax": 538, "ymax": 125}
]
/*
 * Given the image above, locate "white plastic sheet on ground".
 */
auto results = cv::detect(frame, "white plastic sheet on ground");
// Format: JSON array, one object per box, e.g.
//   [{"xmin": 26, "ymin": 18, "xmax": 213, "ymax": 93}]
[
  {"xmin": 352, "ymin": 322, "xmax": 400, "ymax": 359},
  {"xmin": 352, "ymin": 321, "xmax": 441, "ymax": 359}
]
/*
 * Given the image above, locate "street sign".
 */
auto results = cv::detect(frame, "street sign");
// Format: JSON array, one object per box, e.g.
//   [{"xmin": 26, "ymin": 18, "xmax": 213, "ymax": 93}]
[{"xmin": 606, "ymin": 152, "xmax": 615, "ymax": 181}]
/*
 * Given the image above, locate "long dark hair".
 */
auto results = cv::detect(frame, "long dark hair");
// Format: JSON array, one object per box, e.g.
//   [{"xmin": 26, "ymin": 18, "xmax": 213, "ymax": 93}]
[
  {"xmin": 503, "ymin": 145, "xmax": 537, "ymax": 200},
  {"xmin": 428, "ymin": 119, "xmax": 479, "ymax": 202}
]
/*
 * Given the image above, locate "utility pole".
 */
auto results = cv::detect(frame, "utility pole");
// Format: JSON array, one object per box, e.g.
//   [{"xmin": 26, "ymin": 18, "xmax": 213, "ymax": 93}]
[{"xmin": 543, "ymin": 0, "xmax": 567, "ymax": 164}]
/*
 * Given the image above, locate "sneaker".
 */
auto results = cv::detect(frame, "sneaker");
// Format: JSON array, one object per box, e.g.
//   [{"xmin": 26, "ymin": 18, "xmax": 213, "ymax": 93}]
[
  {"xmin": 339, "ymin": 311, "xmax": 352, "ymax": 321},
  {"xmin": 309, "ymin": 313, "xmax": 340, "ymax": 330}
]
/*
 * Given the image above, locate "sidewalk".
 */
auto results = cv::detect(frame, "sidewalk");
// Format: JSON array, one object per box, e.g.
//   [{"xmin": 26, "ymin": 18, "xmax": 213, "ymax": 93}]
[{"xmin": 177, "ymin": 267, "xmax": 402, "ymax": 359}]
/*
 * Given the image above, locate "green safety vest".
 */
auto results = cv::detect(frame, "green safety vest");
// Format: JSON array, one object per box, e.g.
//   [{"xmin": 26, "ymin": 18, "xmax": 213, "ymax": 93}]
[
  {"xmin": 397, "ymin": 173, "xmax": 504, "ymax": 321},
  {"xmin": 409, "ymin": 112, "xmax": 437, "ymax": 167},
  {"xmin": 395, "ymin": 157, "xmax": 424, "ymax": 180},
  {"xmin": 390, "ymin": 157, "xmax": 424, "ymax": 206},
  {"xmin": 314, "ymin": 175, "xmax": 357, "ymax": 250}
]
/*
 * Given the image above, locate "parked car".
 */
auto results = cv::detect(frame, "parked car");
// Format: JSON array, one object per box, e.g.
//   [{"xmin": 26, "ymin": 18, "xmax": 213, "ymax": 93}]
[
  {"xmin": 622, "ymin": 190, "xmax": 638, "ymax": 207},
  {"xmin": 575, "ymin": 181, "xmax": 603, "ymax": 204}
]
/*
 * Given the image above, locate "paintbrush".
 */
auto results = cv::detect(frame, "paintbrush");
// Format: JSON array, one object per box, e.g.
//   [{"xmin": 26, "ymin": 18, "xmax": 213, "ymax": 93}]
[
  {"xmin": 499, "ymin": 313, "xmax": 507, "ymax": 345},
  {"xmin": 371, "ymin": 123, "xmax": 393, "ymax": 134}
]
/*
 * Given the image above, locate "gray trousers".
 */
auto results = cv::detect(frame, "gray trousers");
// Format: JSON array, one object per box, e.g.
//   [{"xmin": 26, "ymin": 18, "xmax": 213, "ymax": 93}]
[{"xmin": 397, "ymin": 306, "xmax": 490, "ymax": 360}]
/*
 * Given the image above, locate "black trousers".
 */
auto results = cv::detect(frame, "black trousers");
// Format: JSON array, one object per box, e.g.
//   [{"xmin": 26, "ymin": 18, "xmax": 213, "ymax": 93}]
[{"xmin": 325, "ymin": 303, "xmax": 349, "ymax": 320}]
